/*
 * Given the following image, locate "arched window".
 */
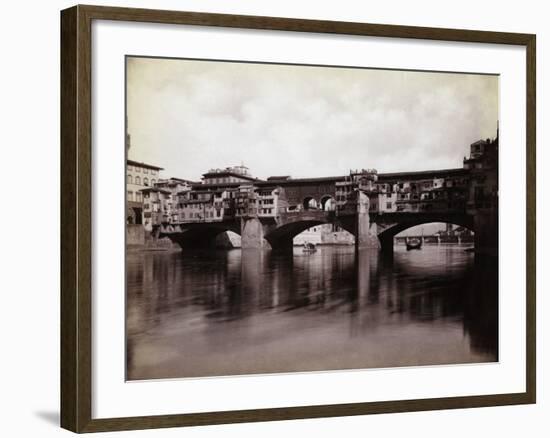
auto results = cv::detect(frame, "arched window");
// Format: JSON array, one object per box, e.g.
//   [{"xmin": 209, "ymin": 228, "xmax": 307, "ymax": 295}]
[
  {"xmin": 127, "ymin": 174, "xmax": 132, "ymax": 184},
  {"xmin": 321, "ymin": 196, "xmax": 335, "ymax": 211},
  {"xmin": 135, "ymin": 176, "xmax": 140, "ymax": 185},
  {"xmin": 303, "ymin": 197, "xmax": 318, "ymax": 210},
  {"xmin": 143, "ymin": 177, "xmax": 149, "ymax": 186},
  {"xmin": 151, "ymin": 179, "xmax": 156, "ymax": 186}
]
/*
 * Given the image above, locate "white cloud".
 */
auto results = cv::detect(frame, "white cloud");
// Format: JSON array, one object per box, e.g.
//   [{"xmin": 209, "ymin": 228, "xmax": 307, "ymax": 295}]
[{"xmin": 127, "ymin": 57, "xmax": 498, "ymax": 181}]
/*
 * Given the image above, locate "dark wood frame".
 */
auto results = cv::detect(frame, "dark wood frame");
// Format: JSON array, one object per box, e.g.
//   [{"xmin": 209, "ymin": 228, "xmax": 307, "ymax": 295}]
[{"xmin": 61, "ymin": 4, "xmax": 536, "ymax": 433}]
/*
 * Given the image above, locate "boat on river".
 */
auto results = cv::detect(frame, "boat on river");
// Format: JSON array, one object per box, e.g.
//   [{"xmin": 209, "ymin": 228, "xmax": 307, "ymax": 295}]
[
  {"xmin": 405, "ymin": 237, "xmax": 422, "ymax": 251},
  {"xmin": 302, "ymin": 242, "xmax": 317, "ymax": 253}
]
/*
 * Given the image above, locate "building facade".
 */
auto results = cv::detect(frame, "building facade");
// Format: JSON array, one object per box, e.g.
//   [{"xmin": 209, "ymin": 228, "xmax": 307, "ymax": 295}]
[
  {"xmin": 126, "ymin": 159, "xmax": 163, "ymax": 225},
  {"xmin": 127, "ymin": 160, "xmax": 163, "ymax": 202}
]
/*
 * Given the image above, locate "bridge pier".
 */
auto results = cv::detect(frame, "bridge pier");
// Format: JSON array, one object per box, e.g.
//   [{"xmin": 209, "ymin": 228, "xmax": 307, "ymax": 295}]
[
  {"xmin": 355, "ymin": 190, "xmax": 380, "ymax": 250},
  {"xmin": 379, "ymin": 234, "xmax": 394, "ymax": 255},
  {"xmin": 241, "ymin": 217, "xmax": 271, "ymax": 250},
  {"xmin": 241, "ymin": 217, "xmax": 295, "ymax": 252}
]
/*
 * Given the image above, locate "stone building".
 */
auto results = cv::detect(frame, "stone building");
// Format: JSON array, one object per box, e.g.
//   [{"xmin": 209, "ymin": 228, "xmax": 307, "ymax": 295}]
[
  {"xmin": 201, "ymin": 165, "xmax": 258, "ymax": 185},
  {"xmin": 126, "ymin": 159, "xmax": 163, "ymax": 224}
]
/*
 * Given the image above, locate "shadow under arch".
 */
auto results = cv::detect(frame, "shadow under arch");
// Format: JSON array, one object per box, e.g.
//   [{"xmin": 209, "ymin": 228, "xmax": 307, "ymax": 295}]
[{"xmin": 160, "ymin": 222, "xmax": 241, "ymax": 249}]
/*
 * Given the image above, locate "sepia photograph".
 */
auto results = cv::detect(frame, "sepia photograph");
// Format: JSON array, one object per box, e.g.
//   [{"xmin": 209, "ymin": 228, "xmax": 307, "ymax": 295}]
[{"xmin": 125, "ymin": 56, "xmax": 499, "ymax": 381}]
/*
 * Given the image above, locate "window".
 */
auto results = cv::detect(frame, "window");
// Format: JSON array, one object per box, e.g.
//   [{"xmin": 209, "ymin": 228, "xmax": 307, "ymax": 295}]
[
  {"xmin": 127, "ymin": 174, "xmax": 132, "ymax": 184},
  {"xmin": 127, "ymin": 165, "xmax": 133, "ymax": 171},
  {"xmin": 143, "ymin": 168, "xmax": 148, "ymax": 174},
  {"xmin": 143, "ymin": 177, "xmax": 149, "ymax": 186},
  {"xmin": 135, "ymin": 192, "xmax": 142, "ymax": 203},
  {"xmin": 127, "ymin": 191, "xmax": 133, "ymax": 201},
  {"xmin": 135, "ymin": 167, "xmax": 141, "ymax": 172},
  {"xmin": 135, "ymin": 176, "xmax": 141, "ymax": 185},
  {"xmin": 151, "ymin": 170, "xmax": 157, "ymax": 175},
  {"xmin": 151, "ymin": 179, "xmax": 156, "ymax": 185},
  {"xmin": 386, "ymin": 202, "xmax": 392, "ymax": 209}
]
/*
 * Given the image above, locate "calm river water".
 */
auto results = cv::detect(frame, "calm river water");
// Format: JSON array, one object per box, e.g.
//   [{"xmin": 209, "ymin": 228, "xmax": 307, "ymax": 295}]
[{"xmin": 126, "ymin": 244, "xmax": 498, "ymax": 380}]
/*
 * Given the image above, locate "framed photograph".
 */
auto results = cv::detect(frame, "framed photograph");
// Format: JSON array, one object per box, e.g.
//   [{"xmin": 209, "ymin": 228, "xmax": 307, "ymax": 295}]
[{"xmin": 60, "ymin": 5, "xmax": 536, "ymax": 433}]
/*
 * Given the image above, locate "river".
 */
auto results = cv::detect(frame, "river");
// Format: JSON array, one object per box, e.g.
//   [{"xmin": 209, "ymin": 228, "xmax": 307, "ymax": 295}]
[{"xmin": 126, "ymin": 244, "xmax": 498, "ymax": 380}]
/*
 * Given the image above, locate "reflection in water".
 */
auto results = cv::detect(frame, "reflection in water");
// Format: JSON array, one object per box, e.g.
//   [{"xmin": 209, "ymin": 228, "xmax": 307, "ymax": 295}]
[{"xmin": 126, "ymin": 245, "xmax": 498, "ymax": 380}]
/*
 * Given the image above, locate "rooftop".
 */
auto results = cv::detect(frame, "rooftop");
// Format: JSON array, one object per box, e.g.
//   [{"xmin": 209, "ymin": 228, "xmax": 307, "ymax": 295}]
[
  {"xmin": 127, "ymin": 159, "xmax": 164, "ymax": 171},
  {"xmin": 267, "ymin": 175, "xmax": 291, "ymax": 181},
  {"xmin": 156, "ymin": 177, "xmax": 199, "ymax": 186},
  {"xmin": 139, "ymin": 187, "xmax": 171, "ymax": 194},
  {"xmin": 377, "ymin": 168, "xmax": 468, "ymax": 181},
  {"xmin": 202, "ymin": 171, "xmax": 258, "ymax": 181}
]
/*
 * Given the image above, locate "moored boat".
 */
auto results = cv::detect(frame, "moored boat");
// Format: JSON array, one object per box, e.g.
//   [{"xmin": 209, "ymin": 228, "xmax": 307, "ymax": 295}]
[
  {"xmin": 405, "ymin": 237, "xmax": 422, "ymax": 251},
  {"xmin": 302, "ymin": 242, "xmax": 317, "ymax": 253}
]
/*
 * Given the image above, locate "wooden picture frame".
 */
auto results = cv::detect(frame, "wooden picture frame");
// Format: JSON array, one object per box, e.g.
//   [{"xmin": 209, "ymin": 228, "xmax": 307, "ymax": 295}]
[{"xmin": 61, "ymin": 4, "xmax": 536, "ymax": 433}]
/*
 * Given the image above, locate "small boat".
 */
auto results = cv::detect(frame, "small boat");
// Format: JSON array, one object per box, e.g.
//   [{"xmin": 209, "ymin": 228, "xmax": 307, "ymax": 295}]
[
  {"xmin": 405, "ymin": 237, "xmax": 422, "ymax": 251},
  {"xmin": 302, "ymin": 242, "xmax": 317, "ymax": 253}
]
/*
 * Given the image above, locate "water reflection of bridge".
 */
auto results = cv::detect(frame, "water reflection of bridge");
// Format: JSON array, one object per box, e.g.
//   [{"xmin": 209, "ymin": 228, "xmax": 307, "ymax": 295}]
[{"xmin": 126, "ymin": 246, "xmax": 498, "ymax": 379}]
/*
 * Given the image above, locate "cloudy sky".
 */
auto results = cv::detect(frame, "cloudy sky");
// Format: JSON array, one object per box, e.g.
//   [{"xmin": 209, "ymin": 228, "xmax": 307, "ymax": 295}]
[{"xmin": 127, "ymin": 57, "xmax": 498, "ymax": 182}]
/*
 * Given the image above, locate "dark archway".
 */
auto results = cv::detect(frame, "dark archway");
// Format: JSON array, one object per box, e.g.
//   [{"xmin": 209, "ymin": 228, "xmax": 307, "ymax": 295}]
[
  {"xmin": 377, "ymin": 215, "xmax": 475, "ymax": 253},
  {"xmin": 160, "ymin": 222, "xmax": 241, "ymax": 250}
]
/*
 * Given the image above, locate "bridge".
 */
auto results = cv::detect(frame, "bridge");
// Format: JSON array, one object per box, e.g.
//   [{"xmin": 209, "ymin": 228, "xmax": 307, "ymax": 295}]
[{"xmin": 144, "ymin": 135, "xmax": 498, "ymax": 256}]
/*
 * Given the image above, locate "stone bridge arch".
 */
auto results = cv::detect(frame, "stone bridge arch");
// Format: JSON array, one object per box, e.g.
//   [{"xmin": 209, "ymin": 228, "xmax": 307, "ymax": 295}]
[
  {"xmin": 264, "ymin": 219, "xmax": 328, "ymax": 251},
  {"xmin": 263, "ymin": 210, "xmax": 334, "ymax": 251},
  {"xmin": 375, "ymin": 213, "xmax": 475, "ymax": 253}
]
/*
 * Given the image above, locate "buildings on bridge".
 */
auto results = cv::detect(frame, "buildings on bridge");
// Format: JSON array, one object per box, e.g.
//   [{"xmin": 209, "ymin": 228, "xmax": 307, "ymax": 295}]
[
  {"xmin": 379, "ymin": 169, "xmax": 470, "ymax": 214},
  {"xmin": 141, "ymin": 177, "xmax": 196, "ymax": 231},
  {"xmin": 176, "ymin": 187, "xmax": 234, "ymax": 224},
  {"xmin": 332, "ymin": 167, "xmax": 470, "ymax": 216},
  {"xmin": 135, "ymin": 165, "xmax": 480, "ymax": 231},
  {"xmin": 127, "ymin": 128, "xmax": 498, "ymax": 246},
  {"xmin": 169, "ymin": 183, "xmax": 291, "ymax": 227},
  {"xmin": 235, "ymin": 185, "xmax": 290, "ymax": 217}
]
